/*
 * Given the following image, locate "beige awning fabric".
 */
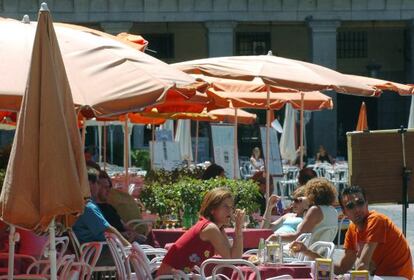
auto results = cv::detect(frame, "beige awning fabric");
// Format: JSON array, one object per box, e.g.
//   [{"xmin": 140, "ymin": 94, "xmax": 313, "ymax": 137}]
[
  {"xmin": 346, "ymin": 74, "xmax": 414, "ymax": 96},
  {"xmin": 173, "ymin": 54, "xmax": 381, "ymax": 96},
  {"xmin": 0, "ymin": 9, "xmax": 89, "ymax": 231},
  {"xmin": 0, "ymin": 17, "xmax": 201, "ymax": 117}
]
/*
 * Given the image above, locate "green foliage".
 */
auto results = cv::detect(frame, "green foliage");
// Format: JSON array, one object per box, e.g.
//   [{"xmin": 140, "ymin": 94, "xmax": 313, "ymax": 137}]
[
  {"xmin": 140, "ymin": 169, "xmax": 262, "ymax": 223},
  {"xmin": 144, "ymin": 166, "xmax": 204, "ymax": 185},
  {"xmin": 131, "ymin": 149, "xmax": 150, "ymax": 170}
]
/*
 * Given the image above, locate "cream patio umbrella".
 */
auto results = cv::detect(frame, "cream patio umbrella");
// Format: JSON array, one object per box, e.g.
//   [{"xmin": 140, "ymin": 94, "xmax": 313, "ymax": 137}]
[
  {"xmin": 174, "ymin": 52, "xmax": 380, "ymax": 96},
  {"xmin": 0, "ymin": 16, "xmax": 202, "ymax": 118},
  {"xmin": 0, "ymin": 3, "xmax": 89, "ymax": 279}
]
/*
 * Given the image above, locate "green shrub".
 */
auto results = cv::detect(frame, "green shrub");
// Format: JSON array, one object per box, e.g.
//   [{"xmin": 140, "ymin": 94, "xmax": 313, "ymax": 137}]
[
  {"xmin": 140, "ymin": 172, "xmax": 261, "ymax": 224},
  {"xmin": 131, "ymin": 149, "xmax": 150, "ymax": 170}
]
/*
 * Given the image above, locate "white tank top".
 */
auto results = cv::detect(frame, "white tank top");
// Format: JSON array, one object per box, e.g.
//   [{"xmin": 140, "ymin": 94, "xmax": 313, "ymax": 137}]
[{"xmin": 311, "ymin": 205, "xmax": 338, "ymax": 242}]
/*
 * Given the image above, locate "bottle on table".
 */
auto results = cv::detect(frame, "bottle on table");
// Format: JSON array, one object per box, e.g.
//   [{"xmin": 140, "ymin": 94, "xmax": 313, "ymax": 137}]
[
  {"xmin": 258, "ymin": 238, "xmax": 266, "ymax": 264},
  {"xmin": 182, "ymin": 204, "xmax": 192, "ymax": 230}
]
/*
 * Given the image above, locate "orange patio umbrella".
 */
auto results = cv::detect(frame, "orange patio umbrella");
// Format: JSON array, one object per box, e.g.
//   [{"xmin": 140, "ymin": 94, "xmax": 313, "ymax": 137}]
[
  {"xmin": 0, "ymin": 4, "xmax": 89, "ymax": 278},
  {"xmin": 356, "ymin": 102, "xmax": 368, "ymax": 131},
  {"xmin": 0, "ymin": 17, "xmax": 202, "ymax": 118}
]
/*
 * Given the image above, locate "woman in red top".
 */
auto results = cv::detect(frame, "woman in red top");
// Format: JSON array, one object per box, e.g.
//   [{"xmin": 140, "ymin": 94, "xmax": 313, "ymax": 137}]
[{"xmin": 157, "ymin": 187, "xmax": 245, "ymax": 275}]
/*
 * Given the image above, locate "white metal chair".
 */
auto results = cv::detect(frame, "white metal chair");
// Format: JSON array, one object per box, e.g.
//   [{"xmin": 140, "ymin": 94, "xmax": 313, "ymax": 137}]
[
  {"xmin": 303, "ymin": 241, "xmax": 335, "ymax": 261},
  {"xmin": 104, "ymin": 232, "xmax": 134, "ymax": 280},
  {"xmin": 129, "ymin": 242, "xmax": 192, "ymax": 280},
  {"xmin": 66, "ymin": 241, "xmax": 103, "ymax": 280},
  {"xmin": 67, "ymin": 228, "xmax": 116, "ymax": 278},
  {"xmin": 267, "ymin": 275, "xmax": 293, "ymax": 279},
  {"xmin": 200, "ymin": 258, "xmax": 261, "ymax": 280}
]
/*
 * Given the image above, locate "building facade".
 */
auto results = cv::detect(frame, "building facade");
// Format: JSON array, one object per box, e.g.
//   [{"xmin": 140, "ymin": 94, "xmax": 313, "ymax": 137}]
[{"xmin": 1, "ymin": 0, "xmax": 413, "ymax": 157}]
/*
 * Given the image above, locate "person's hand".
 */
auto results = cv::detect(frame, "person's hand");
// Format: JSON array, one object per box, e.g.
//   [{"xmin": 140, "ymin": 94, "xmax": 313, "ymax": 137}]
[
  {"xmin": 267, "ymin": 195, "xmax": 280, "ymax": 208},
  {"xmin": 289, "ymin": 241, "xmax": 308, "ymax": 254},
  {"xmin": 233, "ymin": 208, "xmax": 245, "ymax": 230}
]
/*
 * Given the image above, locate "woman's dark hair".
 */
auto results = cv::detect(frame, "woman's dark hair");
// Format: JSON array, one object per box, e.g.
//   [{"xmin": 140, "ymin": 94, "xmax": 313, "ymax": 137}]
[
  {"xmin": 338, "ymin": 185, "xmax": 367, "ymax": 209},
  {"xmin": 98, "ymin": 170, "xmax": 113, "ymax": 188},
  {"xmin": 305, "ymin": 178, "xmax": 337, "ymax": 206},
  {"xmin": 202, "ymin": 164, "xmax": 225, "ymax": 180},
  {"xmin": 87, "ymin": 167, "xmax": 99, "ymax": 184},
  {"xmin": 251, "ymin": 171, "xmax": 273, "ymax": 185},
  {"xmin": 298, "ymin": 168, "xmax": 317, "ymax": 186}
]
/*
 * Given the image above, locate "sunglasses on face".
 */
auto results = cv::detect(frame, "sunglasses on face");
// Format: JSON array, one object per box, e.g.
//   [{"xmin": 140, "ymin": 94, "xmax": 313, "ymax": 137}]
[
  {"xmin": 344, "ymin": 199, "xmax": 366, "ymax": 210},
  {"xmin": 292, "ymin": 198, "xmax": 303, "ymax": 203}
]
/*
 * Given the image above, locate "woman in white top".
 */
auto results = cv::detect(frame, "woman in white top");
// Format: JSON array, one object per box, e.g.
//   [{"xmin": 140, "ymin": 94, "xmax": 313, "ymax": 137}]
[
  {"xmin": 250, "ymin": 147, "xmax": 264, "ymax": 171},
  {"xmin": 267, "ymin": 178, "xmax": 338, "ymax": 243}
]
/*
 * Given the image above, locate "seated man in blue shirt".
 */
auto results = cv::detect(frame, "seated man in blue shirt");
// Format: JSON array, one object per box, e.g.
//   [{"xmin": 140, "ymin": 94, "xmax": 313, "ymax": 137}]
[{"xmin": 72, "ymin": 168, "xmax": 130, "ymax": 264}]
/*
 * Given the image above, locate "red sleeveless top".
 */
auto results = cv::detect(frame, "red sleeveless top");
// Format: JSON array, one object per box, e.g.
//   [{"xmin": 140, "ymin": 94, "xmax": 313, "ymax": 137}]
[{"xmin": 162, "ymin": 217, "xmax": 215, "ymax": 272}]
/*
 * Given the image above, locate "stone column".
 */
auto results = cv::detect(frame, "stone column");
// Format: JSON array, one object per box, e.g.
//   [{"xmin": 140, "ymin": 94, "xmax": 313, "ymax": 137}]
[
  {"xmin": 205, "ymin": 21, "xmax": 237, "ymax": 57},
  {"xmin": 100, "ymin": 21, "xmax": 133, "ymax": 35},
  {"xmin": 308, "ymin": 20, "xmax": 340, "ymax": 157}
]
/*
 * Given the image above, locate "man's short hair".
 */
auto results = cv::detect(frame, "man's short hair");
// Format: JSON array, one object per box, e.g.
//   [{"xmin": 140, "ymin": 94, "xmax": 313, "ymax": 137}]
[
  {"xmin": 338, "ymin": 185, "xmax": 367, "ymax": 209},
  {"xmin": 87, "ymin": 167, "xmax": 99, "ymax": 184}
]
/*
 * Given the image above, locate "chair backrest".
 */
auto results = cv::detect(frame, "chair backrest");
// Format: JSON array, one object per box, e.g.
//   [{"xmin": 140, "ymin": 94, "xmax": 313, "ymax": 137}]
[
  {"xmin": 200, "ymin": 258, "xmax": 261, "ymax": 280},
  {"xmin": 104, "ymin": 232, "xmax": 130, "ymax": 280},
  {"xmin": 130, "ymin": 242, "xmax": 152, "ymax": 278},
  {"xmin": 79, "ymin": 242, "xmax": 103, "ymax": 273},
  {"xmin": 306, "ymin": 241, "xmax": 335, "ymax": 261},
  {"xmin": 310, "ymin": 225, "xmax": 338, "ymax": 244},
  {"xmin": 40, "ymin": 236, "xmax": 70, "ymax": 262},
  {"xmin": 268, "ymin": 275, "xmax": 293, "ymax": 279},
  {"xmin": 294, "ymin": 233, "xmax": 312, "ymax": 261}
]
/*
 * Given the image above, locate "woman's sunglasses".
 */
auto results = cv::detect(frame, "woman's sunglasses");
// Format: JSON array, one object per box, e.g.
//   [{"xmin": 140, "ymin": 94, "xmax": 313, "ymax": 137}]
[
  {"xmin": 292, "ymin": 198, "xmax": 303, "ymax": 203},
  {"xmin": 344, "ymin": 199, "xmax": 366, "ymax": 210}
]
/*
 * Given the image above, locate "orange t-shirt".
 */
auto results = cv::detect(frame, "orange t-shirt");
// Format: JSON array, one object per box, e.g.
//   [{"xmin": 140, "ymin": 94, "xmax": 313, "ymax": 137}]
[{"xmin": 344, "ymin": 211, "xmax": 413, "ymax": 279}]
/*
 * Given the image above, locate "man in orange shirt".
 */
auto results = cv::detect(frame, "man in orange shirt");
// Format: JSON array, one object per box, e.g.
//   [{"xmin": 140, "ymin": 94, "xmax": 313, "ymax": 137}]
[{"xmin": 335, "ymin": 185, "xmax": 413, "ymax": 279}]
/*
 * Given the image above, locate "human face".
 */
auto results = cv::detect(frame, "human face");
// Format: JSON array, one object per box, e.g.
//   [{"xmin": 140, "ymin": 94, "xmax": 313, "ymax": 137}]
[
  {"xmin": 291, "ymin": 196, "xmax": 308, "ymax": 216},
  {"xmin": 341, "ymin": 193, "xmax": 368, "ymax": 227},
  {"xmin": 89, "ymin": 180, "xmax": 99, "ymax": 200},
  {"xmin": 211, "ymin": 198, "xmax": 234, "ymax": 226},
  {"xmin": 97, "ymin": 178, "xmax": 111, "ymax": 202}
]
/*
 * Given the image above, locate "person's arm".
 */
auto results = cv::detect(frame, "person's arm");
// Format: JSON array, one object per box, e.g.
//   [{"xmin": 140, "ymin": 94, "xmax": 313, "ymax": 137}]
[
  {"xmin": 354, "ymin": 242, "xmax": 377, "ymax": 271},
  {"xmin": 334, "ymin": 249, "xmax": 357, "ymax": 274},
  {"xmin": 267, "ymin": 206, "xmax": 323, "ymax": 242},
  {"xmin": 289, "ymin": 241, "xmax": 322, "ymax": 260},
  {"xmin": 200, "ymin": 209, "xmax": 245, "ymax": 259},
  {"xmin": 260, "ymin": 195, "xmax": 280, "ymax": 229},
  {"xmin": 250, "ymin": 157, "xmax": 259, "ymax": 169}
]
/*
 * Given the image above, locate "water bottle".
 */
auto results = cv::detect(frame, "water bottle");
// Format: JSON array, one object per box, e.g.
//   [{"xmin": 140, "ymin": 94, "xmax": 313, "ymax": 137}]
[
  {"xmin": 257, "ymin": 238, "xmax": 266, "ymax": 264},
  {"xmin": 278, "ymin": 235, "xmax": 283, "ymax": 264},
  {"xmin": 276, "ymin": 199, "xmax": 284, "ymax": 216},
  {"xmin": 182, "ymin": 204, "xmax": 192, "ymax": 229}
]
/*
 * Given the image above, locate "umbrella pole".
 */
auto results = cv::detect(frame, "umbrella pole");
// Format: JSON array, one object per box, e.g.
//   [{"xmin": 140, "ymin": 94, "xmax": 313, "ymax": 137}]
[
  {"xmin": 49, "ymin": 219, "xmax": 57, "ymax": 280},
  {"xmin": 300, "ymin": 92, "xmax": 305, "ymax": 169},
  {"xmin": 98, "ymin": 125, "xmax": 102, "ymax": 166},
  {"xmin": 81, "ymin": 117, "xmax": 86, "ymax": 149},
  {"xmin": 109, "ymin": 125, "xmax": 114, "ymax": 164},
  {"xmin": 234, "ymin": 108, "xmax": 238, "ymax": 179},
  {"xmin": 103, "ymin": 122, "xmax": 107, "ymax": 171},
  {"xmin": 7, "ymin": 225, "xmax": 16, "ymax": 280},
  {"xmin": 266, "ymin": 86, "xmax": 271, "ymax": 201},
  {"xmin": 195, "ymin": 120, "xmax": 199, "ymax": 164},
  {"xmin": 124, "ymin": 116, "xmax": 129, "ymax": 190},
  {"xmin": 151, "ymin": 124, "xmax": 155, "ymax": 170}
]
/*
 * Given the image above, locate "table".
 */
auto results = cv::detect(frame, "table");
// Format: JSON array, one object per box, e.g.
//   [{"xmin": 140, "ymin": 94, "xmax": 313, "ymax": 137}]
[
  {"xmin": 152, "ymin": 228, "xmax": 273, "ymax": 249},
  {"xmin": 230, "ymin": 264, "xmax": 311, "ymax": 280}
]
